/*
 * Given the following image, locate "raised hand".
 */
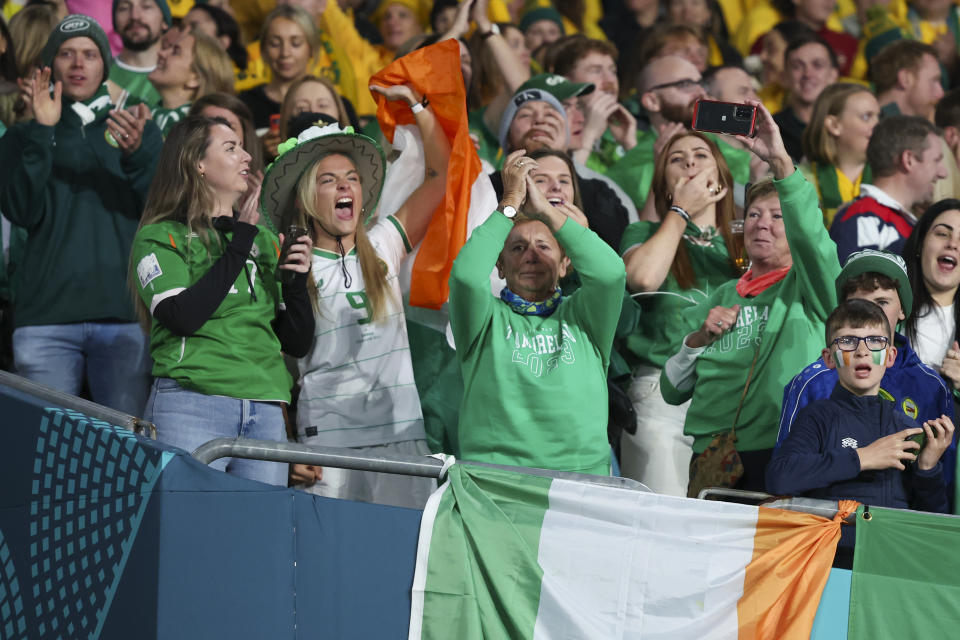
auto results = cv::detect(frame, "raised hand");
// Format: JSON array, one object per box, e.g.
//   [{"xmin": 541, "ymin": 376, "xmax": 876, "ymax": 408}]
[
  {"xmin": 671, "ymin": 169, "xmax": 728, "ymax": 219},
  {"xmin": 22, "ymin": 67, "xmax": 61, "ymax": 127},
  {"xmin": 607, "ymin": 103, "xmax": 637, "ymax": 150},
  {"xmin": 277, "ymin": 231, "xmax": 313, "ymax": 276},
  {"xmin": 555, "ymin": 201, "xmax": 589, "ymax": 229},
  {"xmin": 237, "ymin": 175, "xmax": 262, "ymax": 226},
  {"xmin": 369, "ymin": 83, "xmax": 420, "ymax": 108},
  {"xmin": 732, "ymin": 100, "xmax": 792, "ymax": 178},
  {"xmin": 500, "ymin": 149, "xmax": 533, "ymax": 209},
  {"xmin": 687, "ymin": 304, "xmax": 741, "ymax": 348},
  {"xmin": 938, "ymin": 340, "xmax": 960, "ymax": 391},
  {"xmin": 109, "ymin": 102, "xmax": 148, "ymax": 156},
  {"xmin": 918, "ymin": 415, "xmax": 956, "ymax": 471}
]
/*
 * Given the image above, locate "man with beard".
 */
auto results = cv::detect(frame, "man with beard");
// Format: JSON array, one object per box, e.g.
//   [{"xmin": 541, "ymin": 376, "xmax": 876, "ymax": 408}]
[
  {"xmin": 604, "ymin": 55, "xmax": 753, "ymax": 214},
  {"xmin": 773, "ymin": 33, "xmax": 839, "ymax": 162},
  {"xmin": 108, "ymin": 0, "xmax": 171, "ymax": 106}
]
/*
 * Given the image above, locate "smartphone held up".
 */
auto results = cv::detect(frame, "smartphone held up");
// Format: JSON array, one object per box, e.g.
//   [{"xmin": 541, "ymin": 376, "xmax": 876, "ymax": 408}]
[{"xmin": 691, "ymin": 100, "xmax": 757, "ymax": 137}]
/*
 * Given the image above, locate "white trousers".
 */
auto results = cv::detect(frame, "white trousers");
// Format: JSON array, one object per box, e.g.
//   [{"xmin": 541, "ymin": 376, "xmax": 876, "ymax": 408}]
[{"xmin": 619, "ymin": 367, "xmax": 694, "ymax": 497}]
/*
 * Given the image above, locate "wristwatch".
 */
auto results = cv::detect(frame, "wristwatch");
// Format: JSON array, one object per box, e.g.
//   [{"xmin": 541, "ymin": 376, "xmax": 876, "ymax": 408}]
[{"xmin": 501, "ymin": 205, "xmax": 517, "ymax": 219}]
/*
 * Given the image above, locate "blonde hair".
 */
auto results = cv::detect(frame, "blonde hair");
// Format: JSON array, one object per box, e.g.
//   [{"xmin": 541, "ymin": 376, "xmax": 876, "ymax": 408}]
[
  {"xmin": 802, "ymin": 83, "xmax": 872, "ymax": 165},
  {"xmin": 295, "ymin": 154, "xmax": 394, "ymax": 323},
  {"xmin": 651, "ymin": 131, "xmax": 737, "ymax": 289},
  {"xmin": 189, "ymin": 31, "xmax": 236, "ymax": 99},
  {"xmin": 279, "ymin": 75, "xmax": 349, "ymax": 139},
  {"xmin": 259, "ymin": 5, "xmax": 319, "ymax": 71},
  {"xmin": 9, "ymin": 3, "xmax": 58, "ymax": 76}
]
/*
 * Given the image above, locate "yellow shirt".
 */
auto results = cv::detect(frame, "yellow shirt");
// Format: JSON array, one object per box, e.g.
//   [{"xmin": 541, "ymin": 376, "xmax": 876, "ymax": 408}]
[
  {"xmin": 732, "ymin": 2, "xmax": 847, "ymax": 55},
  {"xmin": 490, "ymin": 0, "xmax": 607, "ymax": 40},
  {"xmin": 320, "ymin": 1, "xmax": 392, "ymax": 117}
]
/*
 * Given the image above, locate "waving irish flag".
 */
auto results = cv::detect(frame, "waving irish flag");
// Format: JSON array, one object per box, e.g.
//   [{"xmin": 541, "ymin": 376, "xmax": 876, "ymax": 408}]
[{"xmin": 409, "ymin": 465, "xmax": 854, "ymax": 640}]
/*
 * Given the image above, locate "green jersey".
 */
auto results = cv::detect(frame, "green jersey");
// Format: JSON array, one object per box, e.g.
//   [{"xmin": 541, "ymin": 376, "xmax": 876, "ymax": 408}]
[
  {"xmin": 109, "ymin": 61, "xmax": 161, "ymax": 107},
  {"xmin": 131, "ymin": 219, "xmax": 293, "ymax": 401},
  {"xmin": 620, "ymin": 221, "xmax": 737, "ymax": 370},
  {"xmin": 660, "ymin": 170, "xmax": 841, "ymax": 452},
  {"xmin": 151, "ymin": 103, "xmax": 191, "ymax": 137}
]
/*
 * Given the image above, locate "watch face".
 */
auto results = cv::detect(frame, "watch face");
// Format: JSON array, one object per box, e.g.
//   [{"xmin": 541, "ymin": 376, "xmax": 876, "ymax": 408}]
[{"xmin": 502, "ymin": 205, "xmax": 517, "ymax": 218}]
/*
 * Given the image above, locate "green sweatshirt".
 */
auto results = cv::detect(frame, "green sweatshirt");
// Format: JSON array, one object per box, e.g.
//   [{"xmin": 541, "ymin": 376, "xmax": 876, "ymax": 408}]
[
  {"xmin": 660, "ymin": 170, "xmax": 840, "ymax": 453},
  {"xmin": 604, "ymin": 130, "xmax": 752, "ymax": 209},
  {"xmin": 449, "ymin": 214, "xmax": 626, "ymax": 474},
  {"xmin": 620, "ymin": 221, "xmax": 737, "ymax": 370},
  {"xmin": 0, "ymin": 95, "xmax": 162, "ymax": 327}
]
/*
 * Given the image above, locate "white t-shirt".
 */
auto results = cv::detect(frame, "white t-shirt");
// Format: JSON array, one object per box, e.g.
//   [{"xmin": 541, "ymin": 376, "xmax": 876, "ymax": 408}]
[
  {"xmin": 914, "ymin": 303, "xmax": 955, "ymax": 367},
  {"xmin": 296, "ymin": 216, "xmax": 425, "ymax": 447}
]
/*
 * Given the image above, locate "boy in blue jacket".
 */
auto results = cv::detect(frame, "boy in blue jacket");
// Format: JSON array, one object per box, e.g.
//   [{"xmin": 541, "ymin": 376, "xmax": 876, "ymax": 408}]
[
  {"xmin": 766, "ymin": 298, "xmax": 954, "ymax": 515},
  {"xmin": 777, "ymin": 250, "xmax": 957, "ymax": 492}
]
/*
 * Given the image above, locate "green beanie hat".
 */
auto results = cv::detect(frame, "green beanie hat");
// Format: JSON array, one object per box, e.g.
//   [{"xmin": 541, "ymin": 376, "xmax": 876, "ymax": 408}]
[
  {"xmin": 41, "ymin": 15, "xmax": 113, "ymax": 81},
  {"xmin": 112, "ymin": 0, "xmax": 173, "ymax": 28}
]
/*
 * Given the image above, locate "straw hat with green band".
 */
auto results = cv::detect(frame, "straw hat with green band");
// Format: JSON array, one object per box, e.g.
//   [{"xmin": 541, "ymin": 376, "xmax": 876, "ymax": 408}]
[{"xmin": 259, "ymin": 122, "xmax": 386, "ymax": 234}]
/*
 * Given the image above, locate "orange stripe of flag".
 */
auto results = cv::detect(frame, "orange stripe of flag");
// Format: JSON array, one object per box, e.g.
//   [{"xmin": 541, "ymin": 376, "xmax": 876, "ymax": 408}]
[
  {"xmin": 369, "ymin": 39, "xmax": 480, "ymax": 310},
  {"xmin": 737, "ymin": 500, "xmax": 858, "ymax": 639}
]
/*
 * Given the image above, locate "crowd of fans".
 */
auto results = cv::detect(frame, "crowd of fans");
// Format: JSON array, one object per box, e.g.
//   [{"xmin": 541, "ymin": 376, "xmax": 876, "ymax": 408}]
[{"xmin": 2, "ymin": 0, "xmax": 960, "ymax": 525}]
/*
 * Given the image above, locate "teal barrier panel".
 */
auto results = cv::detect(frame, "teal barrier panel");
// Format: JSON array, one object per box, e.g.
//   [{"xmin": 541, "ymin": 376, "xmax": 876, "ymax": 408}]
[{"xmin": 0, "ymin": 380, "xmax": 855, "ymax": 638}]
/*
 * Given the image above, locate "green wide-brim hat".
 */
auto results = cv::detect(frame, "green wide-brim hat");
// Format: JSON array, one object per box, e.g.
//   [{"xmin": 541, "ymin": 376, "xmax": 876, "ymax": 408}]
[{"xmin": 259, "ymin": 123, "xmax": 386, "ymax": 234}]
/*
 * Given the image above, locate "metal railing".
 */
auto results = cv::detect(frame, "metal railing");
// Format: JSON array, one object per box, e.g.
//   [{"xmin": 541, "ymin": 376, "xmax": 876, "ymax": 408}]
[
  {"xmin": 192, "ymin": 437, "xmax": 653, "ymax": 491},
  {"xmin": 0, "ymin": 369, "xmax": 157, "ymax": 439},
  {"xmin": 699, "ymin": 487, "xmax": 857, "ymax": 523},
  {"xmin": 192, "ymin": 438, "xmax": 859, "ymax": 523}
]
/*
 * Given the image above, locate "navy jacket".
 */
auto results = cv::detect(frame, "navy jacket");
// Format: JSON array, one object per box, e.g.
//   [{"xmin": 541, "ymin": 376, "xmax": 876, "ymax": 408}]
[
  {"xmin": 766, "ymin": 385, "xmax": 948, "ymax": 514},
  {"xmin": 777, "ymin": 334, "xmax": 956, "ymax": 487}
]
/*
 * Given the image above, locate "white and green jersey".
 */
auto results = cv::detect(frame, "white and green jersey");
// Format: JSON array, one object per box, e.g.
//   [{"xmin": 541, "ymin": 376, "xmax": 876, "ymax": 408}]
[
  {"xmin": 296, "ymin": 216, "xmax": 425, "ymax": 447},
  {"xmin": 151, "ymin": 103, "xmax": 191, "ymax": 137},
  {"xmin": 131, "ymin": 219, "xmax": 294, "ymax": 401},
  {"xmin": 108, "ymin": 60, "xmax": 161, "ymax": 107}
]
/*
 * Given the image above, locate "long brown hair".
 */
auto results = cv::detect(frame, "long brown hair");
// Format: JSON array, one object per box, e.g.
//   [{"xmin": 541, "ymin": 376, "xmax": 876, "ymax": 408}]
[
  {"xmin": 651, "ymin": 131, "xmax": 737, "ymax": 289},
  {"xmin": 296, "ymin": 154, "xmax": 394, "ymax": 323},
  {"xmin": 130, "ymin": 115, "xmax": 229, "ymax": 329}
]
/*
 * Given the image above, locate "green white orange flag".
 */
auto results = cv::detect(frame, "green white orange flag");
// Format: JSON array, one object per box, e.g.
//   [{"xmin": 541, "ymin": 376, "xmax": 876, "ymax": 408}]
[
  {"xmin": 370, "ymin": 39, "xmax": 480, "ymax": 310},
  {"xmin": 409, "ymin": 464, "xmax": 855, "ymax": 640}
]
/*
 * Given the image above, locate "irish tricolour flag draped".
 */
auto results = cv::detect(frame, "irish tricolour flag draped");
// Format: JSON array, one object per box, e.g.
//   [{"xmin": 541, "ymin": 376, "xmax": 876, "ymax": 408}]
[{"xmin": 410, "ymin": 464, "xmax": 854, "ymax": 640}]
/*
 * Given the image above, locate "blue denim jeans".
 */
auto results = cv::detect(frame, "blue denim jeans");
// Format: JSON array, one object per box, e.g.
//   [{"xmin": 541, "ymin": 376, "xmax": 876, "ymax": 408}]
[
  {"xmin": 144, "ymin": 378, "xmax": 287, "ymax": 486},
  {"xmin": 13, "ymin": 321, "xmax": 151, "ymax": 416}
]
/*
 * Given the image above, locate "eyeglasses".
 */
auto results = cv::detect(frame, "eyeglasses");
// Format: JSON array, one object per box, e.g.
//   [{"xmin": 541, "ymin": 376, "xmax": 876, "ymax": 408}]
[
  {"xmin": 647, "ymin": 78, "xmax": 702, "ymax": 92},
  {"xmin": 832, "ymin": 335, "xmax": 889, "ymax": 352}
]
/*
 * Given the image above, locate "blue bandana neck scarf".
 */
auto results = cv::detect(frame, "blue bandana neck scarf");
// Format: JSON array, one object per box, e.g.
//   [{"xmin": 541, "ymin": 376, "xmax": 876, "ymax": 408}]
[{"xmin": 500, "ymin": 286, "xmax": 563, "ymax": 316}]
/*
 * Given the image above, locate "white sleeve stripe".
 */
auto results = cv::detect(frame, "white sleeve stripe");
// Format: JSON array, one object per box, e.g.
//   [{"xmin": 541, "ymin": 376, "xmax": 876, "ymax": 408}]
[{"xmin": 149, "ymin": 288, "xmax": 187, "ymax": 314}]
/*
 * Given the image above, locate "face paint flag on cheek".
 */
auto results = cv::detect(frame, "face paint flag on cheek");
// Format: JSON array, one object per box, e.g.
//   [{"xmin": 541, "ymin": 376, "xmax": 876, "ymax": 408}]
[
  {"xmin": 872, "ymin": 349, "xmax": 886, "ymax": 366},
  {"xmin": 833, "ymin": 349, "xmax": 852, "ymax": 368}
]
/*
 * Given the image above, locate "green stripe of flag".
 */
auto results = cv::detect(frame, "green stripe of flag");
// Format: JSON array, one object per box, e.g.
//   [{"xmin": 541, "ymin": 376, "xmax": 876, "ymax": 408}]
[
  {"xmin": 849, "ymin": 505, "xmax": 960, "ymax": 638},
  {"xmin": 412, "ymin": 465, "xmax": 553, "ymax": 640}
]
